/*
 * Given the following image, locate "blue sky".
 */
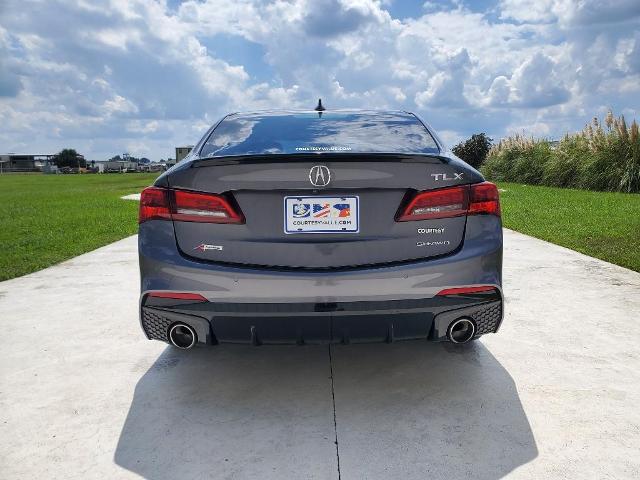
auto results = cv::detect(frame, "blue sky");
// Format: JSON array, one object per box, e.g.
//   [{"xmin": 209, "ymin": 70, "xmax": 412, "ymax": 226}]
[{"xmin": 1, "ymin": 0, "xmax": 639, "ymax": 160}]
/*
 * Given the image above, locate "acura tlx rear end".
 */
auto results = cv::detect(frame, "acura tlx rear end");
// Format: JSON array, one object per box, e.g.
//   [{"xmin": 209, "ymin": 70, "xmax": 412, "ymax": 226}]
[{"xmin": 138, "ymin": 109, "xmax": 503, "ymax": 349}]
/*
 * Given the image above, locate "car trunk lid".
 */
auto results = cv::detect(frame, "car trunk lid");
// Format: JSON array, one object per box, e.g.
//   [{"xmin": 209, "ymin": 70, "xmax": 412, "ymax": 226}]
[{"xmin": 167, "ymin": 154, "xmax": 481, "ymax": 269}]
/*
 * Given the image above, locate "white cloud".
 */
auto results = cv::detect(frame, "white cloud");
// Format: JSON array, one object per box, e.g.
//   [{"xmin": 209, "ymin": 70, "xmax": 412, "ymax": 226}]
[
  {"xmin": 415, "ymin": 48, "xmax": 472, "ymax": 109},
  {"xmin": 487, "ymin": 53, "xmax": 571, "ymax": 108},
  {"xmin": 500, "ymin": 0, "xmax": 640, "ymax": 27},
  {"xmin": 499, "ymin": 0, "xmax": 559, "ymax": 23},
  {"xmin": 104, "ymin": 94, "xmax": 139, "ymax": 115},
  {"xmin": 0, "ymin": 0, "xmax": 638, "ymax": 159}
]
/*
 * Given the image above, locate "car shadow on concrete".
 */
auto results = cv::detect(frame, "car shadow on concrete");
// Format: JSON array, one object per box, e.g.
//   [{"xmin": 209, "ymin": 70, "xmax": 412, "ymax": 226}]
[
  {"xmin": 331, "ymin": 341, "xmax": 538, "ymax": 479},
  {"xmin": 114, "ymin": 345, "xmax": 338, "ymax": 480},
  {"xmin": 114, "ymin": 341, "xmax": 536, "ymax": 480}
]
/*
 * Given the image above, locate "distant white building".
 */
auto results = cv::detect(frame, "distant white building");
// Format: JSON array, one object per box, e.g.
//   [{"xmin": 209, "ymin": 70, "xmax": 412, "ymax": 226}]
[
  {"xmin": 175, "ymin": 146, "xmax": 194, "ymax": 163},
  {"xmin": 0, "ymin": 153, "xmax": 56, "ymax": 172},
  {"xmin": 139, "ymin": 163, "xmax": 164, "ymax": 173},
  {"xmin": 105, "ymin": 160, "xmax": 138, "ymax": 172},
  {"xmin": 91, "ymin": 161, "xmax": 107, "ymax": 173}
]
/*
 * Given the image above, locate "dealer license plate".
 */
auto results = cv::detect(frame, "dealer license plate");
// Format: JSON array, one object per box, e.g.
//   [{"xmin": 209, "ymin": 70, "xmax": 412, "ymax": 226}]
[{"xmin": 284, "ymin": 196, "xmax": 359, "ymax": 234}]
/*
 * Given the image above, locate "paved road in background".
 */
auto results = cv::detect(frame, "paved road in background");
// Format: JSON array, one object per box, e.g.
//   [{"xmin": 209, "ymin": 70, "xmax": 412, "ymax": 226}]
[{"xmin": 1, "ymin": 230, "xmax": 639, "ymax": 479}]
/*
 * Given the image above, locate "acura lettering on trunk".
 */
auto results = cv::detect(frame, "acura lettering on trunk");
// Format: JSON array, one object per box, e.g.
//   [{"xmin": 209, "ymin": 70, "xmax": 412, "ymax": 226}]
[{"xmin": 138, "ymin": 106, "xmax": 503, "ymax": 349}]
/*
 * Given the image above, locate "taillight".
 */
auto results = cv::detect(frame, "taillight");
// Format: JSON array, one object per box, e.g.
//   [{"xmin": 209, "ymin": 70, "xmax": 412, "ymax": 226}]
[
  {"xmin": 172, "ymin": 190, "xmax": 244, "ymax": 224},
  {"xmin": 138, "ymin": 187, "xmax": 244, "ymax": 224},
  {"xmin": 139, "ymin": 187, "xmax": 171, "ymax": 223},
  {"xmin": 396, "ymin": 186, "xmax": 469, "ymax": 221},
  {"xmin": 469, "ymin": 182, "xmax": 500, "ymax": 216},
  {"xmin": 396, "ymin": 182, "xmax": 500, "ymax": 222}
]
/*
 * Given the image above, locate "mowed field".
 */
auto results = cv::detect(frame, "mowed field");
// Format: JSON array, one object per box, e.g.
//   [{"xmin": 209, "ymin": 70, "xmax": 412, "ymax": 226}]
[
  {"xmin": 0, "ymin": 174, "xmax": 638, "ymax": 281},
  {"xmin": 0, "ymin": 173, "xmax": 158, "ymax": 281},
  {"xmin": 498, "ymin": 183, "xmax": 640, "ymax": 272}
]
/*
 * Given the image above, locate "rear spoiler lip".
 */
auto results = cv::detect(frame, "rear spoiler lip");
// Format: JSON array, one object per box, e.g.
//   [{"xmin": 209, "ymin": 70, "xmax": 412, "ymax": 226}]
[{"xmin": 190, "ymin": 152, "xmax": 453, "ymax": 168}]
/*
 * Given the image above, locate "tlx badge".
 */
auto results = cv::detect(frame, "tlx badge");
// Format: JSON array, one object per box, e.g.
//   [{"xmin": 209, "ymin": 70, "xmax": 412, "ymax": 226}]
[{"xmin": 431, "ymin": 173, "xmax": 463, "ymax": 181}]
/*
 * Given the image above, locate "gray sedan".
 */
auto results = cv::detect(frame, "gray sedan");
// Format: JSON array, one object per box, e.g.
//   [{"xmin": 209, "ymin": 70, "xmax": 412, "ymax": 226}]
[{"xmin": 137, "ymin": 108, "xmax": 503, "ymax": 349}]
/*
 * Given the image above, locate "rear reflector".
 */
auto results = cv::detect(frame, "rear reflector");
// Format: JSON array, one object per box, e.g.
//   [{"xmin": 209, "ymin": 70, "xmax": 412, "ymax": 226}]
[
  {"xmin": 396, "ymin": 182, "xmax": 500, "ymax": 221},
  {"xmin": 139, "ymin": 187, "xmax": 244, "ymax": 224},
  {"xmin": 147, "ymin": 291, "xmax": 207, "ymax": 302},
  {"xmin": 436, "ymin": 286, "xmax": 496, "ymax": 296}
]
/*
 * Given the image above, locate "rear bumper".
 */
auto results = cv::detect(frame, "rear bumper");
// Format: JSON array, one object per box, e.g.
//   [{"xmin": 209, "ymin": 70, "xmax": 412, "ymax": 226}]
[
  {"xmin": 141, "ymin": 292, "xmax": 503, "ymax": 345},
  {"xmin": 138, "ymin": 216, "xmax": 503, "ymax": 345}
]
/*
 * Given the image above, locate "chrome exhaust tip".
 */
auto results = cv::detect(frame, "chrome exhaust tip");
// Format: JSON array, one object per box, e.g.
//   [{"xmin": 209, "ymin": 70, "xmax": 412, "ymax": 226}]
[
  {"xmin": 447, "ymin": 318, "xmax": 476, "ymax": 344},
  {"xmin": 168, "ymin": 323, "xmax": 197, "ymax": 349}
]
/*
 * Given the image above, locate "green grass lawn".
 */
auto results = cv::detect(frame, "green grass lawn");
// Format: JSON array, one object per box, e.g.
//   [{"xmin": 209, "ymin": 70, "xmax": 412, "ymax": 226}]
[
  {"xmin": 0, "ymin": 173, "xmax": 158, "ymax": 281},
  {"xmin": 498, "ymin": 183, "xmax": 640, "ymax": 272},
  {"xmin": 0, "ymin": 175, "xmax": 638, "ymax": 281}
]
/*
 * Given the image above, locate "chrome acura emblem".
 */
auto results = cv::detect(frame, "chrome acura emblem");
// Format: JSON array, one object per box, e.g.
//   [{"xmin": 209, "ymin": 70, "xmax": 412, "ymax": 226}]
[{"xmin": 309, "ymin": 165, "xmax": 331, "ymax": 187}]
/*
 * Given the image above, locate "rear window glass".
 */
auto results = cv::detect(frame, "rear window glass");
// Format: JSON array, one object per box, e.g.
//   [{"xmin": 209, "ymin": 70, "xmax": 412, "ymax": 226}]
[{"xmin": 199, "ymin": 112, "xmax": 439, "ymax": 157}]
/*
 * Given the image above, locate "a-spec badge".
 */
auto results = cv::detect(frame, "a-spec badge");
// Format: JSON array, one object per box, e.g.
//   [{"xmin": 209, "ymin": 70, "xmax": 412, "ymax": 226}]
[
  {"xmin": 309, "ymin": 165, "xmax": 331, "ymax": 187},
  {"xmin": 194, "ymin": 244, "xmax": 223, "ymax": 252}
]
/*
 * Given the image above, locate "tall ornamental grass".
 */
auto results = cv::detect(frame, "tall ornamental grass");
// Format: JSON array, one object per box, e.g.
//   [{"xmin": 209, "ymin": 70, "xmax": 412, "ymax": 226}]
[{"xmin": 482, "ymin": 112, "xmax": 640, "ymax": 193}]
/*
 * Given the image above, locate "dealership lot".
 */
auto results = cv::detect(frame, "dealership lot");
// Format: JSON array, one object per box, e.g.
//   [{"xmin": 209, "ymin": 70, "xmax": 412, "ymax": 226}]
[{"xmin": 1, "ymin": 230, "xmax": 639, "ymax": 479}]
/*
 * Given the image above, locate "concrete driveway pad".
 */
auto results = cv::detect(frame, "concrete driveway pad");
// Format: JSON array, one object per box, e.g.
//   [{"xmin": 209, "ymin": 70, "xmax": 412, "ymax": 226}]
[{"xmin": 1, "ymin": 229, "xmax": 639, "ymax": 479}]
